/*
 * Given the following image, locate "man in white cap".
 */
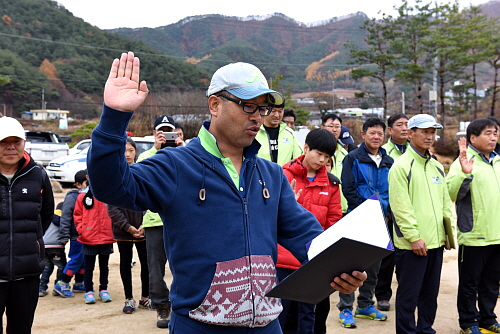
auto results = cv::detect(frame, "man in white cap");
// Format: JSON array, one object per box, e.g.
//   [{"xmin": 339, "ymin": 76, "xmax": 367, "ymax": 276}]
[
  {"xmin": 87, "ymin": 52, "xmax": 367, "ymax": 333},
  {"xmin": 388, "ymin": 113, "xmax": 453, "ymax": 334},
  {"xmin": 0, "ymin": 117, "xmax": 54, "ymax": 334}
]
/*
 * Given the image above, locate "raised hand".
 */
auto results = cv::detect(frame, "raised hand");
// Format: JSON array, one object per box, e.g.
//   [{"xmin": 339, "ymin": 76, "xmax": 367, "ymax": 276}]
[
  {"xmin": 457, "ymin": 137, "xmax": 473, "ymax": 174},
  {"xmin": 289, "ymin": 179, "xmax": 302, "ymax": 201},
  {"xmin": 104, "ymin": 51, "xmax": 149, "ymax": 112}
]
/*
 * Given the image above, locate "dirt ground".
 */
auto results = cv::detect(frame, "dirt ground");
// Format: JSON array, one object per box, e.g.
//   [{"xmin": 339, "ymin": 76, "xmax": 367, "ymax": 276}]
[{"xmin": 5, "ymin": 190, "xmax": 499, "ymax": 334}]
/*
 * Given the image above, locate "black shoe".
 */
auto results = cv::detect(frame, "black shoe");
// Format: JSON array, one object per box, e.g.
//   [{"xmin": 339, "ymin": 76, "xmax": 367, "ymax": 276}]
[
  {"xmin": 377, "ymin": 300, "xmax": 390, "ymax": 311},
  {"xmin": 156, "ymin": 302, "xmax": 171, "ymax": 328}
]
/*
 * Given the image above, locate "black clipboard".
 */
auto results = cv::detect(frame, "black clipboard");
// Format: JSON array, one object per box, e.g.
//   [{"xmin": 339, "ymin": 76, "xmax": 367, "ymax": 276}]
[
  {"xmin": 444, "ymin": 217, "xmax": 456, "ymax": 249},
  {"xmin": 266, "ymin": 237, "xmax": 393, "ymax": 304}
]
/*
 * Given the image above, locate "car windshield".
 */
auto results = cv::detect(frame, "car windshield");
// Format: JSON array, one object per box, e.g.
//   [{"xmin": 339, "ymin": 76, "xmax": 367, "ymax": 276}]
[{"xmin": 79, "ymin": 147, "xmax": 90, "ymax": 155}]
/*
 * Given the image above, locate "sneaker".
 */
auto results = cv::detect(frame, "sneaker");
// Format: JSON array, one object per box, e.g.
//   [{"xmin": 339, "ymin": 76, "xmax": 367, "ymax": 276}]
[
  {"xmin": 53, "ymin": 281, "xmax": 74, "ymax": 298},
  {"xmin": 377, "ymin": 300, "xmax": 390, "ymax": 311},
  {"xmin": 461, "ymin": 326, "xmax": 482, "ymax": 334},
  {"xmin": 98, "ymin": 290, "xmax": 112, "ymax": 302},
  {"xmin": 123, "ymin": 299, "xmax": 136, "ymax": 314},
  {"xmin": 355, "ymin": 305, "xmax": 388, "ymax": 321},
  {"xmin": 139, "ymin": 298, "xmax": 156, "ymax": 310},
  {"xmin": 39, "ymin": 288, "xmax": 48, "ymax": 297},
  {"xmin": 484, "ymin": 323, "xmax": 500, "ymax": 333},
  {"xmin": 156, "ymin": 303, "xmax": 171, "ymax": 328},
  {"xmin": 84, "ymin": 291, "xmax": 96, "ymax": 304},
  {"xmin": 339, "ymin": 308, "xmax": 357, "ymax": 328},
  {"xmin": 72, "ymin": 282, "xmax": 86, "ymax": 293},
  {"xmin": 52, "ymin": 289, "xmax": 58, "ymax": 296}
]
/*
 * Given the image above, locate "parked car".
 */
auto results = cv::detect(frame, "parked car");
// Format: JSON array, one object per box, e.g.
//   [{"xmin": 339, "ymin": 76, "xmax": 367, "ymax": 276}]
[
  {"xmin": 47, "ymin": 136, "xmax": 155, "ymax": 184},
  {"xmin": 68, "ymin": 139, "xmax": 91, "ymax": 155},
  {"xmin": 24, "ymin": 130, "xmax": 70, "ymax": 166}
]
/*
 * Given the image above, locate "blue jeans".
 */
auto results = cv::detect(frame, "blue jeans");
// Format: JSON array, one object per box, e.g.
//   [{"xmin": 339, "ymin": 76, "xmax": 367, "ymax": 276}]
[
  {"xmin": 144, "ymin": 226, "xmax": 170, "ymax": 306},
  {"xmin": 39, "ymin": 248, "xmax": 67, "ymax": 290}
]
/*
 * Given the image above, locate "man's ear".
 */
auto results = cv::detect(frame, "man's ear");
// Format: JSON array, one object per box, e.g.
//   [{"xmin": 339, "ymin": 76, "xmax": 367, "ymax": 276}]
[
  {"xmin": 303, "ymin": 143, "xmax": 309, "ymax": 153},
  {"xmin": 408, "ymin": 129, "xmax": 414, "ymax": 141},
  {"xmin": 208, "ymin": 95, "xmax": 220, "ymax": 117}
]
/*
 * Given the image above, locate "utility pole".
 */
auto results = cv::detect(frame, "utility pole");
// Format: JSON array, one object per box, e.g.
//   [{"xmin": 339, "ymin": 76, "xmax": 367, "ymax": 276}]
[
  {"xmin": 402, "ymin": 92, "xmax": 405, "ymax": 114},
  {"xmin": 332, "ymin": 81, "xmax": 335, "ymax": 112}
]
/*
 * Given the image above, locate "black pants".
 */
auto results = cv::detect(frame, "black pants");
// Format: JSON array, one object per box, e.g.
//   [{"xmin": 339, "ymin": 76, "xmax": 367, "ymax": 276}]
[
  {"xmin": 458, "ymin": 244, "xmax": 500, "ymax": 329},
  {"xmin": 376, "ymin": 216, "xmax": 395, "ymax": 302},
  {"xmin": 375, "ymin": 251, "xmax": 395, "ymax": 301},
  {"xmin": 0, "ymin": 276, "xmax": 39, "ymax": 334},
  {"xmin": 395, "ymin": 247, "xmax": 443, "ymax": 334},
  {"xmin": 117, "ymin": 240, "xmax": 149, "ymax": 299},
  {"xmin": 314, "ymin": 297, "xmax": 330, "ymax": 334},
  {"xmin": 84, "ymin": 254, "xmax": 110, "ymax": 292}
]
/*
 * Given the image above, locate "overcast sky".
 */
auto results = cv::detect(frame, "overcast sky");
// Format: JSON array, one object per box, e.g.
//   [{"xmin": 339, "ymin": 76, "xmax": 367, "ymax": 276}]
[{"xmin": 55, "ymin": 0, "xmax": 490, "ymax": 30}]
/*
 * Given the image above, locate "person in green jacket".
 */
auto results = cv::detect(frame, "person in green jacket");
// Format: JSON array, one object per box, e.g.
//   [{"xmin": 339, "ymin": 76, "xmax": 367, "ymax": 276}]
[
  {"xmin": 446, "ymin": 118, "xmax": 500, "ymax": 334},
  {"xmin": 255, "ymin": 101, "xmax": 303, "ymax": 166},
  {"xmin": 383, "ymin": 113, "xmax": 410, "ymax": 160},
  {"xmin": 388, "ymin": 114, "xmax": 453, "ymax": 334}
]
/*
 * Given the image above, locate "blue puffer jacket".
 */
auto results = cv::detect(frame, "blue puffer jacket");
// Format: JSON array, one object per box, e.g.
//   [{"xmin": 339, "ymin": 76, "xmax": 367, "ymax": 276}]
[
  {"xmin": 88, "ymin": 105, "xmax": 323, "ymax": 330},
  {"xmin": 341, "ymin": 143, "xmax": 393, "ymax": 217}
]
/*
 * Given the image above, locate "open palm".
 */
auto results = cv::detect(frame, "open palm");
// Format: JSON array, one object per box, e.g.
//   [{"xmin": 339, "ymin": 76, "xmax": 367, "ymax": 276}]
[
  {"xmin": 104, "ymin": 52, "xmax": 149, "ymax": 111},
  {"xmin": 458, "ymin": 137, "xmax": 473, "ymax": 174}
]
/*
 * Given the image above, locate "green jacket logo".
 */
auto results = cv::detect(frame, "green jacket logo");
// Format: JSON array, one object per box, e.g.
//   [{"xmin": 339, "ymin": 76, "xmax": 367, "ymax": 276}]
[{"xmin": 432, "ymin": 176, "xmax": 442, "ymax": 184}]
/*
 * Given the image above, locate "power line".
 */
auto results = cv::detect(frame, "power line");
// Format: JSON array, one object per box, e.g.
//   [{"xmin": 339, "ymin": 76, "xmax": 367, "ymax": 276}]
[{"xmin": 0, "ymin": 31, "xmax": 365, "ymax": 69}]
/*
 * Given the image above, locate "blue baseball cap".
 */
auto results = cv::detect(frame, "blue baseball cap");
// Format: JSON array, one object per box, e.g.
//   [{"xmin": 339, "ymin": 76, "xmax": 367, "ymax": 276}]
[
  {"xmin": 408, "ymin": 114, "xmax": 443, "ymax": 129},
  {"xmin": 206, "ymin": 62, "xmax": 284, "ymax": 105}
]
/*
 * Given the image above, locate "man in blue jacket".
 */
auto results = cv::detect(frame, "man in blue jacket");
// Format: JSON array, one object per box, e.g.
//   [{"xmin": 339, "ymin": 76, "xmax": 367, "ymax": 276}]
[
  {"xmin": 87, "ymin": 52, "xmax": 367, "ymax": 333},
  {"xmin": 338, "ymin": 117, "xmax": 394, "ymax": 329}
]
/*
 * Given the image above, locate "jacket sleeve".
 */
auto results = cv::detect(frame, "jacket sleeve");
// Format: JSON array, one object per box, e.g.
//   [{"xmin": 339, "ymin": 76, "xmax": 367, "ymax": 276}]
[
  {"xmin": 107, "ymin": 204, "xmax": 131, "ymax": 233},
  {"xmin": 446, "ymin": 157, "xmax": 473, "ymax": 202},
  {"xmin": 88, "ymin": 105, "xmax": 182, "ymax": 213},
  {"xmin": 41, "ymin": 169, "xmax": 55, "ymax": 233},
  {"xmin": 340, "ymin": 154, "xmax": 361, "ymax": 212},
  {"xmin": 388, "ymin": 164, "xmax": 421, "ymax": 243},
  {"xmin": 73, "ymin": 195, "xmax": 84, "ymax": 235},
  {"xmin": 59, "ymin": 192, "xmax": 76, "ymax": 241}
]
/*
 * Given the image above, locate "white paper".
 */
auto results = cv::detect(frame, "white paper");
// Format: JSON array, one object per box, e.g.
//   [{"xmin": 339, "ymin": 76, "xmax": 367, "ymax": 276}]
[{"xmin": 307, "ymin": 196, "xmax": 392, "ymax": 260}]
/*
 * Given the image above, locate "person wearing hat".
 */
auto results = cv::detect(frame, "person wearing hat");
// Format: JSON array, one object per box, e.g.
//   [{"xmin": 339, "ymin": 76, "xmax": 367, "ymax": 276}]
[
  {"xmin": 255, "ymin": 101, "xmax": 303, "ymax": 166},
  {"xmin": 135, "ymin": 115, "xmax": 178, "ymax": 328},
  {"xmin": 153, "ymin": 114, "xmax": 183, "ymax": 148},
  {"xmin": 338, "ymin": 125, "xmax": 357, "ymax": 152},
  {"xmin": 447, "ymin": 118, "xmax": 500, "ymax": 334},
  {"xmin": 87, "ymin": 52, "xmax": 367, "ymax": 333},
  {"xmin": 0, "ymin": 116, "xmax": 54, "ymax": 333},
  {"xmin": 388, "ymin": 113, "xmax": 453, "ymax": 334}
]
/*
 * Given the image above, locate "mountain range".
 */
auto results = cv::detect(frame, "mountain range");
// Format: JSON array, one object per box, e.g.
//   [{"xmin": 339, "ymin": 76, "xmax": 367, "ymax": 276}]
[{"xmin": 109, "ymin": 12, "xmax": 368, "ymax": 92}]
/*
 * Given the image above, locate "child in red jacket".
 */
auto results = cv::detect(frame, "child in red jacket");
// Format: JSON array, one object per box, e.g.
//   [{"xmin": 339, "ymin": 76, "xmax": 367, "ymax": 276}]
[
  {"xmin": 278, "ymin": 128, "xmax": 342, "ymax": 333},
  {"xmin": 74, "ymin": 184, "xmax": 115, "ymax": 304}
]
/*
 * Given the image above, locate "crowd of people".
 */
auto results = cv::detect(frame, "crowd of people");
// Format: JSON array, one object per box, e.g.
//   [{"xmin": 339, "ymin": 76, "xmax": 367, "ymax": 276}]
[{"xmin": 0, "ymin": 52, "xmax": 499, "ymax": 334}]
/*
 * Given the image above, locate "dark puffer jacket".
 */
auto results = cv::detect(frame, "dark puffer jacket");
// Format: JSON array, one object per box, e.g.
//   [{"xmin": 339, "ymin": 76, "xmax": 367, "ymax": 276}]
[{"xmin": 0, "ymin": 152, "xmax": 54, "ymax": 280}]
